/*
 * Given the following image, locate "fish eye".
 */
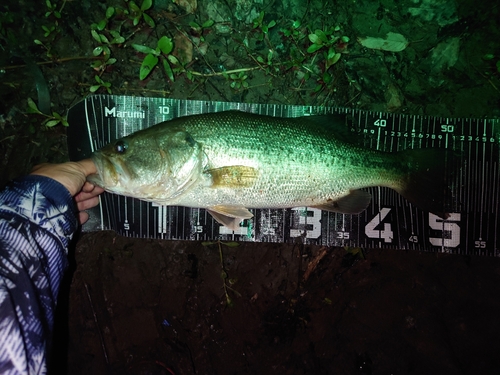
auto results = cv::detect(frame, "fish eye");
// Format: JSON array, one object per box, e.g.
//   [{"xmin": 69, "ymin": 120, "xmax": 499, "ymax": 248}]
[{"xmin": 115, "ymin": 140, "xmax": 128, "ymax": 154}]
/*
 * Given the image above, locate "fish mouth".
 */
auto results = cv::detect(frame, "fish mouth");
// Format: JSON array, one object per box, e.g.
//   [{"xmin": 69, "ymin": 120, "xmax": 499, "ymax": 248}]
[
  {"xmin": 88, "ymin": 153, "xmax": 118, "ymax": 188},
  {"xmin": 86, "ymin": 173, "xmax": 104, "ymax": 187}
]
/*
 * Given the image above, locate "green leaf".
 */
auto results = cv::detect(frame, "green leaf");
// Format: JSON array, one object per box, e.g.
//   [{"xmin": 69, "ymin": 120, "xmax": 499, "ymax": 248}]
[
  {"xmin": 34, "ymin": 39, "xmax": 43, "ymax": 45},
  {"xmin": 158, "ymin": 36, "xmax": 173, "ymax": 55},
  {"xmin": 111, "ymin": 35, "xmax": 125, "ymax": 44},
  {"xmin": 132, "ymin": 44, "xmax": 157, "ymax": 54},
  {"xmin": 323, "ymin": 71, "xmax": 332, "ymax": 84},
  {"xmin": 167, "ymin": 54, "xmax": 179, "ymax": 65},
  {"xmin": 162, "ymin": 58, "xmax": 174, "ymax": 82},
  {"xmin": 93, "ymin": 46, "xmax": 104, "ymax": 56},
  {"xmin": 141, "ymin": 0, "xmax": 152, "ymax": 11},
  {"xmin": 326, "ymin": 47, "xmax": 336, "ymax": 60},
  {"xmin": 91, "ymin": 30, "xmax": 101, "ymax": 43},
  {"xmin": 315, "ymin": 29, "xmax": 328, "ymax": 43},
  {"xmin": 94, "ymin": 75, "xmax": 104, "ymax": 84},
  {"xmin": 139, "ymin": 53, "xmax": 158, "ymax": 80},
  {"xmin": 307, "ymin": 43, "xmax": 323, "ymax": 53},
  {"xmin": 201, "ymin": 241, "xmax": 215, "ymax": 246},
  {"xmin": 106, "ymin": 6, "xmax": 115, "ymax": 19},
  {"xmin": 91, "ymin": 60, "xmax": 103, "ymax": 69},
  {"xmin": 99, "ymin": 34, "xmax": 110, "ymax": 44},
  {"xmin": 27, "ymin": 98, "xmax": 41, "ymax": 114},
  {"xmin": 292, "ymin": 20, "xmax": 301, "ymax": 28},
  {"xmin": 107, "ymin": 58, "xmax": 117, "ymax": 65},
  {"xmin": 109, "ymin": 30, "xmax": 121, "ymax": 39},
  {"xmin": 267, "ymin": 50, "xmax": 273, "ymax": 62},
  {"xmin": 143, "ymin": 13, "xmax": 155, "ymax": 28},
  {"xmin": 89, "ymin": 85, "xmax": 100, "ymax": 92},
  {"xmin": 308, "ymin": 33, "xmax": 320, "ymax": 44},
  {"xmin": 326, "ymin": 52, "xmax": 341, "ymax": 69},
  {"xmin": 267, "ymin": 20, "xmax": 276, "ymax": 28},
  {"xmin": 189, "ymin": 21, "xmax": 200, "ymax": 29},
  {"xmin": 202, "ymin": 19, "xmax": 215, "ymax": 28},
  {"xmin": 45, "ymin": 119, "xmax": 60, "ymax": 127},
  {"xmin": 53, "ymin": 11, "xmax": 61, "ymax": 18},
  {"xmin": 96, "ymin": 19, "xmax": 107, "ymax": 31},
  {"xmin": 129, "ymin": 1, "xmax": 140, "ymax": 12}
]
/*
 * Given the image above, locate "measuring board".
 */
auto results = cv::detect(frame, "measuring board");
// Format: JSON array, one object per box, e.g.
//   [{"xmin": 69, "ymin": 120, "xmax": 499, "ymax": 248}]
[{"xmin": 67, "ymin": 95, "xmax": 500, "ymax": 256}]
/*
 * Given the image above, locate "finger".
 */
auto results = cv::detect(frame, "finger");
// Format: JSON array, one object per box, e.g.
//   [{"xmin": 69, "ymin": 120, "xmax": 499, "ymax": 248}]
[
  {"xmin": 79, "ymin": 211, "xmax": 89, "ymax": 225},
  {"xmin": 81, "ymin": 181, "xmax": 97, "ymax": 193},
  {"xmin": 76, "ymin": 196, "xmax": 100, "ymax": 211},
  {"xmin": 74, "ymin": 186, "xmax": 104, "ymax": 203},
  {"xmin": 77, "ymin": 159, "xmax": 97, "ymax": 177}
]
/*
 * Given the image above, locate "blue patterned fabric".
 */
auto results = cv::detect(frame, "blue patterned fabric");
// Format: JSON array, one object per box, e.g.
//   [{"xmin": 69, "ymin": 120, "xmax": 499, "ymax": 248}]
[{"xmin": 0, "ymin": 175, "xmax": 78, "ymax": 374}]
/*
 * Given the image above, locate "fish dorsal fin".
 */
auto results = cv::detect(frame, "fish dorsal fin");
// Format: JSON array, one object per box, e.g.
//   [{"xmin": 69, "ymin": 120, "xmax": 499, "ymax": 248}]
[
  {"xmin": 207, "ymin": 205, "xmax": 254, "ymax": 231},
  {"xmin": 206, "ymin": 166, "xmax": 258, "ymax": 188},
  {"xmin": 311, "ymin": 190, "xmax": 371, "ymax": 214}
]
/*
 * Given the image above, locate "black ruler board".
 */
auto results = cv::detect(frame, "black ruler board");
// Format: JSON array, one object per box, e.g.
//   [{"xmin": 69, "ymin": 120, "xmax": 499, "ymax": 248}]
[{"xmin": 67, "ymin": 95, "xmax": 500, "ymax": 256}]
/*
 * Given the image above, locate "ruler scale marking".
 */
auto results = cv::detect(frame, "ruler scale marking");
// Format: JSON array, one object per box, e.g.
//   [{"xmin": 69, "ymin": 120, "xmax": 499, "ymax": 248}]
[{"xmin": 70, "ymin": 96, "xmax": 500, "ymax": 255}]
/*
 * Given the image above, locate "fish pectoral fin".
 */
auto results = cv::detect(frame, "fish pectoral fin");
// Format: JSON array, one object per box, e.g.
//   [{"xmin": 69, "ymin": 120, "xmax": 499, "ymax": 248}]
[
  {"xmin": 207, "ymin": 205, "xmax": 253, "ymax": 231},
  {"xmin": 206, "ymin": 166, "xmax": 258, "ymax": 188},
  {"xmin": 311, "ymin": 190, "xmax": 371, "ymax": 214}
]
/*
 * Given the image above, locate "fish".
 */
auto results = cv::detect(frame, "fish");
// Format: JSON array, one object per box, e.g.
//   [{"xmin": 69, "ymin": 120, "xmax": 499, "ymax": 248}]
[{"xmin": 88, "ymin": 110, "xmax": 455, "ymax": 230}]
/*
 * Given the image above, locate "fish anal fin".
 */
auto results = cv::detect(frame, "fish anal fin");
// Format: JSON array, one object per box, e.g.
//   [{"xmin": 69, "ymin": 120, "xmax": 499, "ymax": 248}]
[
  {"xmin": 207, "ymin": 205, "xmax": 253, "ymax": 231},
  {"xmin": 207, "ymin": 166, "xmax": 258, "ymax": 188},
  {"xmin": 311, "ymin": 190, "xmax": 371, "ymax": 214}
]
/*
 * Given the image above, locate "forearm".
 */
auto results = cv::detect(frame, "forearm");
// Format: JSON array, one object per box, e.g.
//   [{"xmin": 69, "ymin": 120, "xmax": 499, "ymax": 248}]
[{"xmin": 0, "ymin": 175, "xmax": 78, "ymax": 374}]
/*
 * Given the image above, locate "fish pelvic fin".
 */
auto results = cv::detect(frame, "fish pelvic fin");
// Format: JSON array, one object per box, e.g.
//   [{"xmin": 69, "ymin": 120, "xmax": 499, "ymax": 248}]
[
  {"xmin": 396, "ymin": 149, "xmax": 459, "ymax": 219},
  {"xmin": 207, "ymin": 205, "xmax": 253, "ymax": 231},
  {"xmin": 311, "ymin": 190, "xmax": 372, "ymax": 214}
]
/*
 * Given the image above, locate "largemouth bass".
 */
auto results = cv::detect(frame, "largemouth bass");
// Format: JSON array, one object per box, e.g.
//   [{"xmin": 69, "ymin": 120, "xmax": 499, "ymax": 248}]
[{"xmin": 88, "ymin": 110, "xmax": 454, "ymax": 230}]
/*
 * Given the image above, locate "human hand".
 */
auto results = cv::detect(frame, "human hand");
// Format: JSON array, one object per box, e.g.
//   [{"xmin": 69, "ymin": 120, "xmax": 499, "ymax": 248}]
[{"xmin": 30, "ymin": 159, "xmax": 104, "ymax": 224}]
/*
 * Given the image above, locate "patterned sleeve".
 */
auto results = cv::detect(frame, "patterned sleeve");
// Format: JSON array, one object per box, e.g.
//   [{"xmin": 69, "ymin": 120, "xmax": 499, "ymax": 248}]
[{"xmin": 0, "ymin": 175, "xmax": 79, "ymax": 374}]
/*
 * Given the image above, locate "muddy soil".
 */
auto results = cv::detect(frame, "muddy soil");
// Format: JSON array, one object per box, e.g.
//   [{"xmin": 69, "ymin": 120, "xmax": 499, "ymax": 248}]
[{"xmin": 52, "ymin": 231, "xmax": 500, "ymax": 374}]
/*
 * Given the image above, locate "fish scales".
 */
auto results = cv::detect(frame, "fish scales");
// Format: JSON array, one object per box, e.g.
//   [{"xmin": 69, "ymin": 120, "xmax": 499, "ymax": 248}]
[{"xmin": 89, "ymin": 110, "xmax": 455, "ymax": 229}]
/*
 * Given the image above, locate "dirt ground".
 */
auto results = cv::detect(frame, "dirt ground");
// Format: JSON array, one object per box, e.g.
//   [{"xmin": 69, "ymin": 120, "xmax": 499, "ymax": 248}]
[
  {"xmin": 52, "ymin": 231, "xmax": 500, "ymax": 374},
  {"xmin": 1, "ymin": 0, "xmax": 500, "ymax": 374}
]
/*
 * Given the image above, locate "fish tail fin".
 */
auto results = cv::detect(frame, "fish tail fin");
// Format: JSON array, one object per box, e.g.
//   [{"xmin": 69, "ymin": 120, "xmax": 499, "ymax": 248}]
[{"xmin": 395, "ymin": 148, "xmax": 459, "ymax": 219}]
